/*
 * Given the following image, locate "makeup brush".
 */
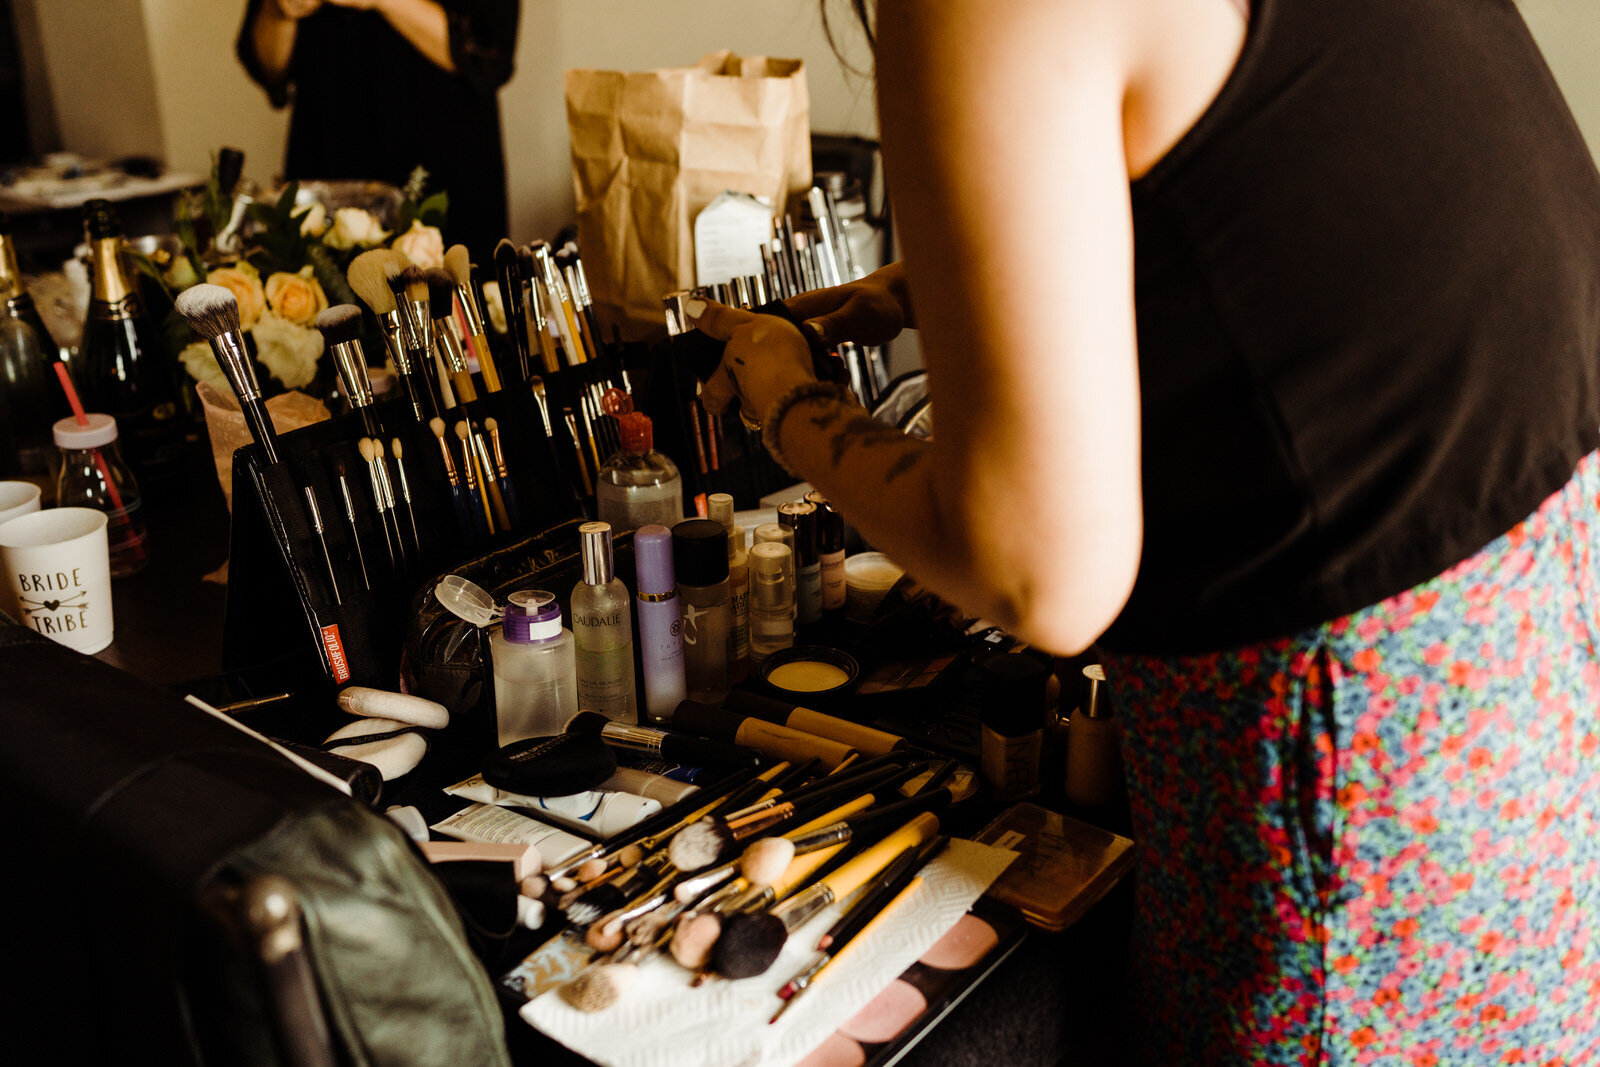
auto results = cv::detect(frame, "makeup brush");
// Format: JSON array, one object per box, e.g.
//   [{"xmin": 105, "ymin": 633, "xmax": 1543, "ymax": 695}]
[
  {"xmin": 558, "ymin": 961, "xmax": 638, "ymax": 1013},
  {"xmin": 482, "ymin": 417, "xmax": 523, "ymax": 528},
  {"xmin": 667, "ymin": 803, "xmax": 804, "ymax": 873},
  {"xmin": 315, "ymin": 304, "xmax": 381, "ymax": 439},
  {"xmin": 348, "ymin": 248, "xmax": 434, "ymax": 422},
  {"xmin": 525, "ymin": 264, "xmax": 561, "ymax": 374},
  {"xmin": 385, "ymin": 261, "xmax": 451, "ymax": 411},
  {"xmin": 357, "ymin": 437, "xmax": 398, "ymax": 571},
  {"xmin": 371, "ymin": 438, "xmax": 408, "ymax": 570},
  {"xmin": 493, "ymin": 239, "xmax": 532, "ymax": 379},
  {"xmin": 565, "ymin": 711, "xmax": 764, "ymax": 771},
  {"xmin": 330, "ymin": 455, "xmax": 370, "ymax": 590},
  {"xmin": 424, "ymin": 268, "xmax": 478, "ymax": 404},
  {"xmin": 464, "ymin": 418, "xmax": 509, "ymax": 530},
  {"xmin": 428, "ymin": 416, "xmax": 476, "ymax": 541},
  {"xmin": 710, "ymin": 813, "xmax": 940, "ymax": 980},
  {"xmin": 444, "ymin": 244, "xmax": 501, "ymax": 391},
  {"xmin": 389, "ymin": 437, "xmax": 422, "ymax": 559},
  {"xmin": 174, "ymin": 284, "xmax": 278, "ymax": 464},
  {"xmin": 302, "ymin": 485, "xmax": 341, "ymax": 605},
  {"xmin": 455, "ymin": 420, "xmax": 495, "ymax": 535},
  {"xmin": 565, "ymin": 850, "xmax": 673, "ymax": 926},
  {"xmin": 770, "ymin": 848, "xmax": 940, "ymax": 1023},
  {"xmin": 532, "ymin": 241, "xmax": 586, "ymax": 366},
  {"xmin": 542, "ymin": 767, "xmax": 762, "ymax": 884}
]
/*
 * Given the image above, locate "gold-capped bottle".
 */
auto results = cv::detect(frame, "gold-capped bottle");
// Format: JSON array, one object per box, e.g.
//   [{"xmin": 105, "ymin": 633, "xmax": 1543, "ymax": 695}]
[
  {"xmin": 77, "ymin": 199, "xmax": 183, "ymax": 481},
  {"xmin": 0, "ymin": 212, "xmax": 68, "ymax": 498}
]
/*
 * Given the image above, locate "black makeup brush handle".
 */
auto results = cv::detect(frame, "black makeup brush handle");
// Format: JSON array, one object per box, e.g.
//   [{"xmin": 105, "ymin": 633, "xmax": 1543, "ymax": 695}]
[{"xmin": 241, "ymin": 398, "xmax": 280, "ymax": 466}]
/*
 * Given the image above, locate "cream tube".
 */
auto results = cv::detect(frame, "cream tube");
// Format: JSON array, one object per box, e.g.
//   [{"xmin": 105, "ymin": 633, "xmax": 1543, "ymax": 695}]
[
  {"xmin": 431, "ymin": 803, "xmax": 591, "ymax": 868},
  {"xmin": 443, "ymin": 776, "xmax": 661, "ymax": 837}
]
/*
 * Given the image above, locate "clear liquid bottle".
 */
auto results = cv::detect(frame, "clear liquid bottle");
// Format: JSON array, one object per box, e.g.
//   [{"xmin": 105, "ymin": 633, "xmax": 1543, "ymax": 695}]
[
  {"xmin": 707, "ymin": 493, "xmax": 749, "ymax": 684},
  {"xmin": 672, "ymin": 518, "xmax": 731, "ymax": 703},
  {"xmin": 571, "ymin": 521, "xmax": 637, "ymax": 723},
  {"xmin": 77, "ymin": 199, "xmax": 183, "ymax": 483},
  {"xmin": 596, "ymin": 412, "xmax": 682, "ymax": 531},
  {"xmin": 748, "ymin": 541, "xmax": 795, "ymax": 664},
  {"xmin": 491, "ymin": 589, "xmax": 577, "ymax": 745},
  {"xmin": 53, "ymin": 413, "xmax": 148, "ymax": 577}
]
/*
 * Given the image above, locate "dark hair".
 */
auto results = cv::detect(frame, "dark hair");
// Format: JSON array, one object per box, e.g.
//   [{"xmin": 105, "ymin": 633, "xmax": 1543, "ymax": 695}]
[{"xmin": 821, "ymin": 0, "xmax": 875, "ymax": 62}]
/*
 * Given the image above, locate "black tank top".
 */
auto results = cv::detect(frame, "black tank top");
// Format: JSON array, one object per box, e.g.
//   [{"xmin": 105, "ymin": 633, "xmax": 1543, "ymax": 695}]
[{"xmin": 1102, "ymin": 0, "xmax": 1600, "ymax": 654}]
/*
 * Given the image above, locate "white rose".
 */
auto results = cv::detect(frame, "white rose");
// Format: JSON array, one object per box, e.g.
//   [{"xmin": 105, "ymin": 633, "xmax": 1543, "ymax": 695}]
[
  {"xmin": 298, "ymin": 201, "xmax": 328, "ymax": 237},
  {"xmin": 323, "ymin": 207, "xmax": 389, "ymax": 250},
  {"xmin": 251, "ymin": 310, "xmax": 325, "ymax": 389},
  {"xmin": 180, "ymin": 339, "xmax": 232, "ymax": 393},
  {"xmin": 391, "ymin": 220, "xmax": 445, "ymax": 269}
]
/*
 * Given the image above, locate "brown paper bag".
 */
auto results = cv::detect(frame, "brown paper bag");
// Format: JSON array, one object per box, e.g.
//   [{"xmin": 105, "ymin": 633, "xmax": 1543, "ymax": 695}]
[
  {"xmin": 566, "ymin": 50, "xmax": 812, "ymax": 339},
  {"xmin": 196, "ymin": 382, "xmax": 330, "ymax": 513}
]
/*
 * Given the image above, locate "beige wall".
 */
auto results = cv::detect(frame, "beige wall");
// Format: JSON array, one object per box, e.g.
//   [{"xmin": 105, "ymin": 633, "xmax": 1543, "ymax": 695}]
[{"xmin": 15, "ymin": 1, "xmax": 1598, "ymax": 244}]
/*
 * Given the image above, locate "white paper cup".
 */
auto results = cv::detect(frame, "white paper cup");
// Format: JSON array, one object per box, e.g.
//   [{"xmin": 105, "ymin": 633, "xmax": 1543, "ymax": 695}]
[
  {"xmin": 0, "ymin": 507, "xmax": 113, "ymax": 654},
  {"xmin": 0, "ymin": 481, "xmax": 42, "ymax": 527}
]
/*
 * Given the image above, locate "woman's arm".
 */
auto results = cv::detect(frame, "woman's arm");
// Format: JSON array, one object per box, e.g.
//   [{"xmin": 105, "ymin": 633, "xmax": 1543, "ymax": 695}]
[
  {"xmin": 246, "ymin": 0, "xmax": 322, "ymax": 91},
  {"xmin": 699, "ymin": 0, "xmax": 1146, "ymax": 654}
]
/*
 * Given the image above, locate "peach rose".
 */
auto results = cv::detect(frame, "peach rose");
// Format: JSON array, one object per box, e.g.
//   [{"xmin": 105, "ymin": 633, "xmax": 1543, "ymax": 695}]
[
  {"xmin": 392, "ymin": 220, "xmax": 445, "ymax": 269},
  {"xmin": 206, "ymin": 264, "xmax": 266, "ymax": 329},
  {"xmin": 264, "ymin": 266, "xmax": 328, "ymax": 327}
]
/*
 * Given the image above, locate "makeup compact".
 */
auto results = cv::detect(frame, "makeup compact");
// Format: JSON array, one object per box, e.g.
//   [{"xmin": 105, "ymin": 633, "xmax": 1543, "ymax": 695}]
[
  {"xmin": 760, "ymin": 645, "xmax": 860, "ymax": 703},
  {"xmin": 972, "ymin": 802, "xmax": 1137, "ymax": 932}
]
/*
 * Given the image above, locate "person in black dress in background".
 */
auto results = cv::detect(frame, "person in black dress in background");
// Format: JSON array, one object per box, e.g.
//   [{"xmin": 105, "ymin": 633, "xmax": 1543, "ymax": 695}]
[{"xmin": 238, "ymin": 0, "xmax": 518, "ymax": 259}]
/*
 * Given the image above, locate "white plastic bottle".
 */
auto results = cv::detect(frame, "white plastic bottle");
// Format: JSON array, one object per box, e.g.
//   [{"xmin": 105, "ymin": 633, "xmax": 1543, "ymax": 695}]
[
  {"xmin": 596, "ymin": 412, "xmax": 682, "ymax": 531},
  {"xmin": 491, "ymin": 589, "xmax": 577, "ymax": 745},
  {"xmin": 571, "ymin": 521, "xmax": 637, "ymax": 723}
]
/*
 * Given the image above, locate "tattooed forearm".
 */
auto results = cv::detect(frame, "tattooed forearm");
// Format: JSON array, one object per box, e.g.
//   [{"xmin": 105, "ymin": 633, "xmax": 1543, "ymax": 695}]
[
  {"xmin": 826, "ymin": 414, "xmax": 928, "ymax": 468},
  {"xmin": 884, "ymin": 447, "xmax": 928, "ymax": 483}
]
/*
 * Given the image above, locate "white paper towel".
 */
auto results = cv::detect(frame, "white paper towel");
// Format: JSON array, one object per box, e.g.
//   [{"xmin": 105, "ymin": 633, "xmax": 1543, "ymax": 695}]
[{"xmin": 522, "ymin": 837, "xmax": 1016, "ymax": 1067}]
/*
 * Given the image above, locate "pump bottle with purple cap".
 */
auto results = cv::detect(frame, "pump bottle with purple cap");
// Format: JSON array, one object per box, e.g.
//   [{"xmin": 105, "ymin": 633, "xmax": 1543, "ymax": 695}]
[{"xmin": 491, "ymin": 589, "xmax": 577, "ymax": 745}]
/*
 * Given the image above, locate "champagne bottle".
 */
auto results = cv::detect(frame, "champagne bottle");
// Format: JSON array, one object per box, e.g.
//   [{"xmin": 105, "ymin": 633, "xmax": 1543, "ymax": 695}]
[
  {"xmin": 77, "ymin": 199, "xmax": 184, "ymax": 482},
  {"xmin": 0, "ymin": 214, "xmax": 66, "ymax": 498}
]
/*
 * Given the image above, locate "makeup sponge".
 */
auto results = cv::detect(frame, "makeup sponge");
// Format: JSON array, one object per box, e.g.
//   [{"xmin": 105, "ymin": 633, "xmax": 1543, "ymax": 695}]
[
  {"xmin": 327, "ymin": 733, "xmax": 428, "ymax": 781},
  {"xmin": 336, "ymin": 686, "xmax": 449, "ymax": 728}
]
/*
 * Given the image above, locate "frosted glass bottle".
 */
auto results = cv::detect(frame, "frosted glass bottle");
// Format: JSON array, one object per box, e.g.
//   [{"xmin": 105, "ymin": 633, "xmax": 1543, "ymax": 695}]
[
  {"xmin": 707, "ymin": 493, "xmax": 749, "ymax": 684},
  {"xmin": 571, "ymin": 521, "xmax": 638, "ymax": 723},
  {"xmin": 634, "ymin": 524, "xmax": 687, "ymax": 724},
  {"xmin": 672, "ymin": 519, "xmax": 732, "ymax": 704},
  {"xmin": 596, "ymin": 412, "xmax": 682, "ymax": 531},
  {"xmin": 491, "ymin": 589, "xmax": 577, "ymax": 745}
]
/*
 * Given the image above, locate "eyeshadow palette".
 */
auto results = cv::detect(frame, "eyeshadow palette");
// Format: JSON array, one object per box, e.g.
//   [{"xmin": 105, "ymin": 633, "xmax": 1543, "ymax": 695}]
[{"xmin": 794, "ymin": 897, "xmax": 1026, "ymax": 1067}]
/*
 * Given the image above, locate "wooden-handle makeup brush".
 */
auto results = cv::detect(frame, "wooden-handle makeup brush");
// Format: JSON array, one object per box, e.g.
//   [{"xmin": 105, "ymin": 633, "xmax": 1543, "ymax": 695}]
[
  {"xmin": 444, "ymin": 244, "xmax": 501, "ymax": 392},
  {"xmin": 424, "ymin": 268, "xmax": 478, "ymax": 403},
  {"xmin": 174, "ymin": 283, "xmax": 279, "ymax": 464},
  {"xmin": 484, "ymin": 417, "xmax": 523, "ymax": 528},
  {"xmin": 430, "ymin": 416, "xmax": 476, "ymax": 542},
  {"xmin": 390, "ymin": 437, "xmax": 422, "ymax": 559},
  {"xmin": 532, "ymin": 242, "xmax": 585, "ymax": 366},
  {"xmin": 315, "ymin": 304, "xmax": 381, "ymax": 439},
  {"xmin": 371, "ymin": 438, "xmax": 408, "ymax": 570},
  {"xmin": 454, "ymin": 420, "xmax": 494, "ymax": 536},
  {"xmin": 357, "ymin": 437, "xmax": 398, "ymax": 571},
  {"xmin": 348, "ymin": 248, "xmax": 434, "ymax": 422},
  {"xmin": 525, "ymin": 263, "xmax": 562, "ymax": 374}
]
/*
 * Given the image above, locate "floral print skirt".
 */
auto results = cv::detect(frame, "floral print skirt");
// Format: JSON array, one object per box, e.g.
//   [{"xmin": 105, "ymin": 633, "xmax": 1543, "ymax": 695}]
[{"xmin": 1102, "ymin": 451, "xmax": 1600, "ymax": 1066}]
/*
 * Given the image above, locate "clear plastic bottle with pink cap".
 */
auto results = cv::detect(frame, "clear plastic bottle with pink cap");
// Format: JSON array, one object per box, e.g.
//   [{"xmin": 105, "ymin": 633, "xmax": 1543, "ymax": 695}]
[
  {"xmin": 53, "ymin": 413, "xmax": 147, "ymax": 576},
  {"xmin": 596, "ymin": 412, "xmax": 682, "ymax": 532}
]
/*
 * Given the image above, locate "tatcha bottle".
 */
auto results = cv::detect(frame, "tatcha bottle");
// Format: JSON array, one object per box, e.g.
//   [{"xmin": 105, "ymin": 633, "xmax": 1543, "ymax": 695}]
[
  {"xmin": 596, "ymin": 412, "xmax": 682, "ymax": 531},
  {"xmin": 571, "ymin": 521, "xmax": 637, "ymax": 723},
  {"xmin": 491, "ymin": 589, "xmax": 577, "ymax": 745},
  {"xmin": 807, "ymin": 493, "xmax": 848, "ymax": 614},
  {"xmin": 672, "ymin": 518, "xmax": 732, "ymax": 704},
  {"xmin": 707, "ymin": 493, "xmax": 749, "ymax": 684},
  {"xmin": 748, "ymin": 541, "xmax": 796, "ymax": 664},
  {"xmin": 777, "ymin": 500, "xmax": 823, "ymax": 624},
  {"xmin": 634, "ymin": 524, "xmax": 687, "ymax": 724}
]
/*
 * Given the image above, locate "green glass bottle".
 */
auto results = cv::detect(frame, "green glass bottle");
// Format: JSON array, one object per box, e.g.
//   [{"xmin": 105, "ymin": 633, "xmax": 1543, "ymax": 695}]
[
  {"xmin": 0, "ymin": 213, "xmax": 69, "ymax": 499},
  {"xmin": 76, "ymin": 199, "xmax": 184, "ymax": 482}
]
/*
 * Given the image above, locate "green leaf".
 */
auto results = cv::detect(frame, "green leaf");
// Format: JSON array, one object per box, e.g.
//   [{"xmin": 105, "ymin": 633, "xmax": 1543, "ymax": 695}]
[
  {"xmin": 306, "ymin": 242, "xmax": 358, "ymax": 308},
  {"xmin": 417, "ymin": 190, "xmax": 449, "ymax": 227},
  {"xmin": 275, "ymin": 180, "xmax": 299, "ymax": 223}
]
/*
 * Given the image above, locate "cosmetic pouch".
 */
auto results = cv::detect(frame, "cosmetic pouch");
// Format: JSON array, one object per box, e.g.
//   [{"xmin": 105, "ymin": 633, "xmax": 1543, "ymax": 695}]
[{"xmin": 399, "ymin": 518, "xmax": 638, "ymax": 749}]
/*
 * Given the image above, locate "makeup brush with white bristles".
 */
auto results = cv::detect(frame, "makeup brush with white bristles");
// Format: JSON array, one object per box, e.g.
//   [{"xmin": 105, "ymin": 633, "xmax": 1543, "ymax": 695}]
[
  {"xmin": 348, "ymin": 248, "xmax": 434, "ymax": 421},
  {"xmin": 444, "ymin": 244, "xmax": 502, "ymax": 391},
  {"xmin": 175, "ymin": 283, "xmax": 279, "ymax": 464}
]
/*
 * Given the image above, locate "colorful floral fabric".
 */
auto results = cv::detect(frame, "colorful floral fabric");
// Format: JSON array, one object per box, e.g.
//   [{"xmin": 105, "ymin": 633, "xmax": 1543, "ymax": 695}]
[{"xmin": 1103, "ymin": 452, "xmax": 1600, "ymax": 1065}]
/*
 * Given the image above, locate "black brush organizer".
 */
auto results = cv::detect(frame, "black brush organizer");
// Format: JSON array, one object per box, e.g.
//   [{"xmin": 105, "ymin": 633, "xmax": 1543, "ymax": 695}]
[{"xmin": 222, "ymin": 383, "xmax": 589, "ymax": 693}]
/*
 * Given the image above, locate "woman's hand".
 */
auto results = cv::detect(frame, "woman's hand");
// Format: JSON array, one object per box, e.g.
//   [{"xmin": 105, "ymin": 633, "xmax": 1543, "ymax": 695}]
[
  {"xmin": 274, "ymin": 0, "xmax": 323, "ymax": 19},
  {"xmin": 686, "ymin": 299, "xmax": 818, "ymax": 424},
  {"xmin": 784, "ymin": 261, "xmax": 913, "ymax": 348}
]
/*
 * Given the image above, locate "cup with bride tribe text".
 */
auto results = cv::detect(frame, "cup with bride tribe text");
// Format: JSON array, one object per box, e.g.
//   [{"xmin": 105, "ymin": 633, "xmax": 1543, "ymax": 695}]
[
  {"xmin": 0, "ymin": 481, "xmax": 41, "ymax": 527},
  {"xmin": 0, "ymin": 507, "xmax": 113, "ymax": 653}
]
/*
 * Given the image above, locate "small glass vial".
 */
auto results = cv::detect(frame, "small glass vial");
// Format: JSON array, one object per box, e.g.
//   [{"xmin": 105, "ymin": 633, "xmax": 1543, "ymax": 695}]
[
  {"xmin": 53, "ymin": 413, "xmax": 148, "ymax": 577},
  {"xmin": 672, "ymin": 518, "xmax": 732, "ymax": 703},
  {"xmin": 978, "ymin": 652, "xmax": 1050, "ymax": 803},
  {"xmin": 571, "ymin": 521, "xmax": 637, "ymax": 723},
  {"xmin": 777, "ymin": 500, "xmax": 822, "ymax": 624},
  {"xmin": 748, "ymin": 541, "xmax": 796, "ymax": 664},
  {"xmin": 634, "ymin": 524, "xmax": 687, "ymax": 724},
  {"xmin": 707, "ymin": 493, "xmax": 749, "ymax": 684},
  {"xmin": 596, "ymin": 411, "xmax": 682, "ymax": 531},
  {"xmin": 491, "ymin": 589, "xmax": 577, "ymax": 745}
]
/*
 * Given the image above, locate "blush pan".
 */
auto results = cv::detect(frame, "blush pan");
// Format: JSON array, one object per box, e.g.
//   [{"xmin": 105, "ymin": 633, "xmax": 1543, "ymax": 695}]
[
  {"xmin": 839, "ymin": 980, "xmax": 927, "ymax": 1044},
  {"xmin": 919, "ymin": 913, "xmax": 1000, "ymax": 970},
  {"xmin": 796, "ymin": 1033, "xmax": 867, "ymax": 1067}
]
